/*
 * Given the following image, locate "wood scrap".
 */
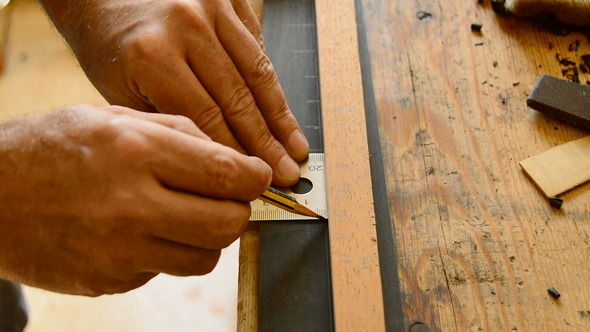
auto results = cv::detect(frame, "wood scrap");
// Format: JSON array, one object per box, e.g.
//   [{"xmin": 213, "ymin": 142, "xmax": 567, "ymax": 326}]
[{"xmin": 519, "ymin": 135, "xmax": 590, "ymax": 197}]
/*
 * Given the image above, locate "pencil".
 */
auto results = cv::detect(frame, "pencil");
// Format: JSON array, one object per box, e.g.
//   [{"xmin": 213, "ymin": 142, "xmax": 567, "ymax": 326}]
[{"xmin": 258, "ymin": 187, "xmax": 324, "ymax": 219}]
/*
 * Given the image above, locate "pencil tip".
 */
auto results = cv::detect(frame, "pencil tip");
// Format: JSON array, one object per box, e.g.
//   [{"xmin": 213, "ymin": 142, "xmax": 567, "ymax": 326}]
[
  {"xmin": 310, "ymin": 210, "xmax": 327, "ymax": 220},
  {"xmin": 294, "ymin": 203, "xmax": 326, "ymax": 220}
]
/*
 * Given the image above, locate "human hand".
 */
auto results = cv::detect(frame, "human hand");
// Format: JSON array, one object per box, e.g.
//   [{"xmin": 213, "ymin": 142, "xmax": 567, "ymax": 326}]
[
  {"xmin": 40, "ymin": 0, "xmax": 309, "ymax": 186},
  {"xmin": 0, "ymin": 105, "xmax": 271, "ymax": 296}
]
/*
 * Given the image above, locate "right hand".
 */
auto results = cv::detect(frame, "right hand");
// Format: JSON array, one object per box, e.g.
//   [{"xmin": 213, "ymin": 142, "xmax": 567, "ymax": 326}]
[
  {"xmin": 0, "ymin": 105, "xmax": 271, "ymax": 296},
  {"xmin": 40, "ymin": 0, "xmax": 309, "ymax": 186}
]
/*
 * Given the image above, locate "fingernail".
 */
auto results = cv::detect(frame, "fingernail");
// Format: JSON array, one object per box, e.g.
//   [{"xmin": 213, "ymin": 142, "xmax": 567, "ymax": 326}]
[
  {"xmin": 288, "ymin": 130, "xmax": 309, "ymax": 160},
  {"xmin": 277, "ymin": 155, "xmax": 300, "ymax": 183}
]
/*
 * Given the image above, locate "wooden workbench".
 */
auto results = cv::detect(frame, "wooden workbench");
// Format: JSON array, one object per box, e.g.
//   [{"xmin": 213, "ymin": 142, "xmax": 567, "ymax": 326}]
[
  {"xmin": 240, "ymin": 0, "xmax": 590, "ymax": 331},
  {"xmin": 2, "ymin": 0, "xmax": 588, "ymax": 330}
]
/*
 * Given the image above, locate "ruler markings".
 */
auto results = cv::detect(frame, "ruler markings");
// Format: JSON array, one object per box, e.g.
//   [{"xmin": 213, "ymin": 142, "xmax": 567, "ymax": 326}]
[{"xmin": 250, "ymin": 153, "xmax": 327, "ymax": 221}]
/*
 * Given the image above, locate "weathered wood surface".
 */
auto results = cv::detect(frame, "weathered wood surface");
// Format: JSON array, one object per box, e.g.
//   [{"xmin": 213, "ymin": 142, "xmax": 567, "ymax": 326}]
[{"xmin": 360, "ymin": 0, "xmax": 590, "ymax": 330}]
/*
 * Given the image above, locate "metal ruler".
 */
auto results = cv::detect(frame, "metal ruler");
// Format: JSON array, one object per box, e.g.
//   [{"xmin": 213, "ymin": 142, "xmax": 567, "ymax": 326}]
[
  {"xmin": 257, "ymin": 0, "xmax": 334, "ymax": 331},
  {"xmin": 250, "ymin": 153, "xmax": 328, "ymax": 221}
]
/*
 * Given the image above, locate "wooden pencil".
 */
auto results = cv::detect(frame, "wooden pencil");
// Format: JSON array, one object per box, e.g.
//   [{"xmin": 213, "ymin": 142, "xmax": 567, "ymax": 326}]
[{"xmin": 258, "ymin": 187, "xmax": 324, "ymax": 219}]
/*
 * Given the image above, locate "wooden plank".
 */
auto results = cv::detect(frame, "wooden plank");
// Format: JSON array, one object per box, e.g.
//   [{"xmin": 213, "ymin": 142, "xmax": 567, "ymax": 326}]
[
  {"xmin": 237, "ymin": 222, "xmax": 259, "ymax": 332},
  {"xmin": 315, "ymin": 0, "xmax": 386, "ymax": 331},
  {"xmin": 360, "ymin": 0, "xmax": 590, "ymax": 330},
  {"xmin": 236, "ymin": 2, "xmax": 264, "ymax": 331},
  {"xmin": 520, "ymin": 135, "xmax": 590, "ymax": 197}
]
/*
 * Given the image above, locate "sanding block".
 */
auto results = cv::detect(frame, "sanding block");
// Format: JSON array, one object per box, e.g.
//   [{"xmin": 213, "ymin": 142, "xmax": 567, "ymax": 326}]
[
  {"xmin": 527, "ymin": 74, "xmax": 590, "ymax": 131},
  {"xmin": 495, "ymin": 0, "xmax": 590, "ymax": 26}
]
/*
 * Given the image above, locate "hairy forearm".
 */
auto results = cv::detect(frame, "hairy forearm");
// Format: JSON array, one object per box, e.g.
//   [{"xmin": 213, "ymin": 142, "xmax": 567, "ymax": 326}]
[{"xmin": 37, "ymin": 0, "xmax": 132, "ymax": 90}]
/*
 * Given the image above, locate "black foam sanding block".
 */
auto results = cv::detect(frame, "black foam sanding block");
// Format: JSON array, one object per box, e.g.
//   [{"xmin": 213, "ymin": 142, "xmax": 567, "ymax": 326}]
[{"xmin": 527, "ymin": 75, "xmax": 590, "ymax": 131}]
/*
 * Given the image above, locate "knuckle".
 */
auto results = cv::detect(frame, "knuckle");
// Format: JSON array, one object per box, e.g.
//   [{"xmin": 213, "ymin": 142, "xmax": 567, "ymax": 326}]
[
  {"xmin": 114, "ymin": 132, "xmax": 151, "ymax": 162},
  {"xmin": 171, "ymin": 114, "xmax": 197, "ymax": 131},
  {"xmin": 208, "ymin": 152, "xmax": 240, "ymax": 194},
  {"xmin": 105, "ymin": 119, "xmax": 152, "ymax": 160},
  {"xmin": 124, "ymin": 33, "xmax": 165, "ymax": 66},
  {"xmin": 252, "ymin": 131, "xmax": 279, "ymax": 155},
  {"xmin": 168, "ymin": 1, "xmax": 207, "ymax": 30},
  {"xmin": 101, "ymin": 186, "xmax": 154, "ymax": 229},
  {"xmin": 55, "ymin": 105, "xmax": 83, "ymax": 117},
  {"xmin": 168, "ymin": 0, "xmax": 195, "ymax": 15},
  {"xmin": 102, "ymin": 106, "xmax": 127, "ymax": 116},
  {"xmin": 53, "ymin": 105, "xmax": 92, "ymax": 126},
  {"xmin": 266, "ymin": 102, "xmax": 294, "ymax": 124},
  {"xmin": 224, "ymin": 86, "xmax": 257, "ymax": 119},
  {"xmin": 105, "ymin": 194, "xmax": 138, "ymax": 226},
  {"xmin": 193, "ymin": 105, "xmax": 226, "ymax": 135},
  {"xmin": 247, "ymin": 52, "xmax": 277, "ymax": 89}
]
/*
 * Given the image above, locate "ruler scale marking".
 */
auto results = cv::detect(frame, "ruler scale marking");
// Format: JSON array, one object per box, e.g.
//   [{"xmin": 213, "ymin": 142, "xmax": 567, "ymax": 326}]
[{"xmin": 251, "ymin": 153, "xmax": 327, "ymax": 221}]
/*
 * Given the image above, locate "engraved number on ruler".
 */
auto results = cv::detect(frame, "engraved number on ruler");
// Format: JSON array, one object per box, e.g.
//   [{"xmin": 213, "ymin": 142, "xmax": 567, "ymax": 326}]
[{"xmin": 250, "ymin": 153, "xmax": 328, "ymax": 221}]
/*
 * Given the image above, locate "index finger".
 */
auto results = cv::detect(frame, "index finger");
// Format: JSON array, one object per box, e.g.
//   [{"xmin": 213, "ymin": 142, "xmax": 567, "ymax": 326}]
[
  {"xmin": 103, "ymin": 106, "xmax": 211, "ymax": 141},
  {"xmin": 132, "ymin": 119, "xmax": 272, "ymax": 201}
]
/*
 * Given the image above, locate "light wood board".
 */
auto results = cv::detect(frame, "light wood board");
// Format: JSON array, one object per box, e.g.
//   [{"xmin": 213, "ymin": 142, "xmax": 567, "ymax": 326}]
[
  {"xmin": 315, "ymin": 0, "xmax": 386, "ymax": 330},
  {"xmin": 520, "ymin": 135, "xmax": 590, "ymax": 197}
]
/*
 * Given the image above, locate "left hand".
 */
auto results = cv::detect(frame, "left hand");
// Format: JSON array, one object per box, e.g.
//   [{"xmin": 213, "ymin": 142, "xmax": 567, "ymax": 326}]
[{"xmin": 41, "ymin": 0, "xmax": 309, "ymax": 186}]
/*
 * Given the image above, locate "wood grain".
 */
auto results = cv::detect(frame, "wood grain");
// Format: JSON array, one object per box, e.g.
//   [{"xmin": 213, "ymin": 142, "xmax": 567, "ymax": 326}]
[
  {"xmin": 237, "ymin": 222, "xmax": 259, "ymax": 332},
  {"xmin": 360, "ymin": 0, "xmax": 590, "ymax": 330},
  {"xmin": 520, "ymin": 135, "xmax": 590, "ymax": 197},
  {"xmin": 315, "ymin": 0, "xmax": 386, "ymax": 330},
  {"xmin": 236, "ymin": 2, "xmax": 263, "ymax": 331}
]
